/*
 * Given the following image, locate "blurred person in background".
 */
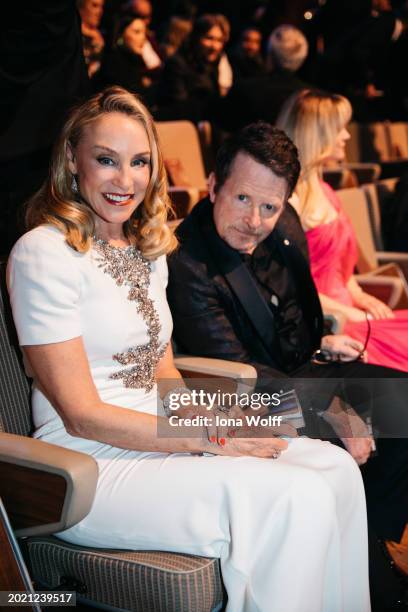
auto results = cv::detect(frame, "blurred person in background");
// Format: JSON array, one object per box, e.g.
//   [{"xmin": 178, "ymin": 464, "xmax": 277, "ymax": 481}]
[
  {"xmin": 219, "ymin": 24, "xmax": 309, "ymax": 131},
  {"xmin": 156, "ymin": 13, "xmax": 229, "ymax": 121},
  {"xmin": 228, "ymin": 26, "xmax": 266, "ymax": 81},
  {"xmin": 160, "ymin": 16, "xmax": 193, "ymax": 59},
  {"xmin": 98, "ymin": 15, "xmax": 162, "ymax": 96},
  {"xmin": 78, "ymin": 0, "xmax": 106, "ymax": 77},
  {"xmin": 0, "ymin": 0, "xmax": 89, "ymax": 255}
]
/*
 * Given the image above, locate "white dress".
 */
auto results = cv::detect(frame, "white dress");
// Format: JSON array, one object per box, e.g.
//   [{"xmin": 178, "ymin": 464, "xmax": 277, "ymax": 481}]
[{"xmin": 7, "ymin": 225, "xmax": 371, "ymax": 612}]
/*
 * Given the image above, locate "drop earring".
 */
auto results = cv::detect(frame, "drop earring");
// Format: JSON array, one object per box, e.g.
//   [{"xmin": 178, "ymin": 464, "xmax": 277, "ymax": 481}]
[{"xmin": 71, "ymin": 174, "xmax": 79, "ymax": 193}]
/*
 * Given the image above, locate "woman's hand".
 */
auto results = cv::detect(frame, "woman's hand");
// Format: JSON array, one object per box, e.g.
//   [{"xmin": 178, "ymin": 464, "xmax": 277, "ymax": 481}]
[
  {"xmin": 340, "ymin": 437, "xmax": 373, "ymax": 465},
  {"xmin": 217, "ymin": 427, "xmax": 289, "ymax": 458},
  {"xmin": 320, "ymin": 334, "xmax": 366, "ymax": 362},
  {"xmin": 352, "ymin": 292, "xmax": 394, "ymax": 320}
]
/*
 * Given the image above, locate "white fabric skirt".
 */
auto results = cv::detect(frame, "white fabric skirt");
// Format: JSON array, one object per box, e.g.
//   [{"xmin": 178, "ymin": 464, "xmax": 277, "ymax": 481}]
[{"xmin": 57, "ymin": 437, "xmax": 370, "ymax": 612}]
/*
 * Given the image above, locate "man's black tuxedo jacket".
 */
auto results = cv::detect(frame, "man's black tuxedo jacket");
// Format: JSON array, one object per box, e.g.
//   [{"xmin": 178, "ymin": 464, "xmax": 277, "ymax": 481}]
[{"xmin": 167, "ymin": 197, "xmax": 323, "ymax": 379}]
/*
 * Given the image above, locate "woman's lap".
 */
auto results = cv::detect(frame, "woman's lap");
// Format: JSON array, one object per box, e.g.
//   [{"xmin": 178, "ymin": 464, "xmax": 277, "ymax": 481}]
[{"xmin": 58, "ymin": 437, "xmax": 363, "ymax": 552}]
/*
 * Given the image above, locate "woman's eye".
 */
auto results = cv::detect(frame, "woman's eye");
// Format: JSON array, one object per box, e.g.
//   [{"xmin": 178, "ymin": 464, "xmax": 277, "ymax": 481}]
[
  {"xmin": 132, "ymin": 158, "xmax": 150, "ymax": 168},
  {"xmin": 264, "ymin": 204, "xmax": 275, "ymax": 212},
  {"xmin": 97, "ymin": 156, "xmax": 115, "ymax": 166},
  {"xmin": 237, "ymin": 194, "xmax": 248, "ymax": 202}
]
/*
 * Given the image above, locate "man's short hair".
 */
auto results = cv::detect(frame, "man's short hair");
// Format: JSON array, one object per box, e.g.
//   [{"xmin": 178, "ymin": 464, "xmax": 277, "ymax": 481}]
[
  {"xmin": 214, "ymin": 121, "xmax": 300, "ymax": 195},
  {"xmin": 267, "ymin": 25, "xmax": 308, "ymax": 72}
]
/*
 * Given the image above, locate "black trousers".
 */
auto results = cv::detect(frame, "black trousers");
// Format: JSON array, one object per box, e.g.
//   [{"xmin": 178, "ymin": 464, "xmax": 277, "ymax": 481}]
[{"xmin": 289, "ymin": 360, "xmax": 408, "ymax": 541}]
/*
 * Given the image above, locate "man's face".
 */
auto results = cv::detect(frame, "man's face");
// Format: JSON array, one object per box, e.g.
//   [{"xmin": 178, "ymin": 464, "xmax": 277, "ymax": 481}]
[
  {"xmin": 209, "ymin": 152, "xmax": 288, "ymax": 255},
  {"xmin": 241, "ymin": 29, "xmax": 262, "ymax": 57},
  {"xmin": 81, "ymin": 0, "xmax": 104, "ymax": 28}
]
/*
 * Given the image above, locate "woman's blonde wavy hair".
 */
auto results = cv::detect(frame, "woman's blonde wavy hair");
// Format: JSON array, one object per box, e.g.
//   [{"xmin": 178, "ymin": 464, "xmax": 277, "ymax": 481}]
[
  {"xmin": 277, "ymin": 89, "xmax": 352, "ymax": 228},
  {"xmin": 26, "ymin": 86, "xmax": 177, "ymax": 258}
]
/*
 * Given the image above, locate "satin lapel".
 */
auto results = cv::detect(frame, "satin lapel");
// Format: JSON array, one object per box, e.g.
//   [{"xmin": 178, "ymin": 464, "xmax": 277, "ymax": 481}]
[{"xmin": 272, "ymin": 230, "xmax": 323, "ymax": 350}]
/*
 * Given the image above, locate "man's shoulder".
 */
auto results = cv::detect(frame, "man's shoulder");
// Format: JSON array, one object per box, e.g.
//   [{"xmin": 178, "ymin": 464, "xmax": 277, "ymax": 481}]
[
  {"xmin": 174, "ymin": 199, "xmax": 212, "ymax": 254},
  {"xmin": 276, "ymin": 203, "xmax": 309, "ymax": 260}
]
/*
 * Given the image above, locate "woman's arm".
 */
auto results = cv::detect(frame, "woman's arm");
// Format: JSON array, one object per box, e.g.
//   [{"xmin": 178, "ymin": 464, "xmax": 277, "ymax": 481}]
[
  {"xmin": 318, "ymin": 292, "xmax": 368, "ymax": 322},
  {"xmin": 24, "ymin": 338, "xmax": 203, "ymax": 453},
  {"xmin": 346, "ymin": 276, "xmax": 394, "ymax": 319},
  {"xmin": 24, "ymin": 339, "xmax": 287, "ymax": 458}
]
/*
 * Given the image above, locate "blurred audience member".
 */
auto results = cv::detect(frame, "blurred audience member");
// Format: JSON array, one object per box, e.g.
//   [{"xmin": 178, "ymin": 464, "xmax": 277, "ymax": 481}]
[
  {"xmin": 156, "ymin": 14, "xmax": 229, "ymax": 121},
  {"xmin": 78, "ymin": 0, "xmax": 105, "ymax": 77},
  {"xmin": 98, "ymin": 15, "xmax": 161, "ymax": 94},
  {"xmin": 218, "ymin": 24, "xmax": 308, "ymax": 131},
  {"xmin": 160, "ymin": 16, "xmax": 193, "ymax": 59},
  {"xmin": 0, "ymin": 0, "xmax": 89, "ymax": 255},
  {"xmin": 122, "ymin": 0, "xmax": 152, "ymax": 26},
  {"xmin": 228, "ymin": 26, "xmax": 266, "ymax": 80},
  {"xmin": 316, "ymin": 0, "xmax": 406, "ymax": 120},
  {"xmin": 215, "ymin": 14, "xmax": 233, "ymax": 96},
  {"xmin": 119, "ymin": 0, "xmax": 162, "ymax": 71}
]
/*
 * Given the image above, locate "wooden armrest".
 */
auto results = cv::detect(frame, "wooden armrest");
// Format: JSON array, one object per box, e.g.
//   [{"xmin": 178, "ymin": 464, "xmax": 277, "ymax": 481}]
[{"xmin": 0, "ymin": 432, "xmax": 98, "ymax": 537}]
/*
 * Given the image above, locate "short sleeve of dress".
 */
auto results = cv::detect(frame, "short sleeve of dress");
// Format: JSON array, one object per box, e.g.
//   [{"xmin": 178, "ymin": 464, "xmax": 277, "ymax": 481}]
[
  {"xmin": 155, "ymin": 254, "xmax": 169, "ymax": 288},
  {"xmin": 7, "ymin": 226, "xmax": 82, "ymax": 346}
]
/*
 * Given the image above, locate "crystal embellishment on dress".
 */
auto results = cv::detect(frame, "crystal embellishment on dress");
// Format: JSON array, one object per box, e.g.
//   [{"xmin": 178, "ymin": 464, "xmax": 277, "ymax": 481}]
[{"xmin": 92, "ymin": 237, "xmax": 167, "ymax": 392}]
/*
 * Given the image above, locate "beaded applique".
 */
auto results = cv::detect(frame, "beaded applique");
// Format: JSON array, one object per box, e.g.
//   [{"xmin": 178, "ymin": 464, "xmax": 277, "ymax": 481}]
[{"xmin": 93, "ymin": 238, "xmax": 167, "ymax": 392}]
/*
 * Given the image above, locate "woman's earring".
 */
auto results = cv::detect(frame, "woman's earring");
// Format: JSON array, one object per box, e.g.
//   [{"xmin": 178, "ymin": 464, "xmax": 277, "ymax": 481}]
[{"xmin": 71, "ymin": 174, "xmax": 79, "ymax": 193}]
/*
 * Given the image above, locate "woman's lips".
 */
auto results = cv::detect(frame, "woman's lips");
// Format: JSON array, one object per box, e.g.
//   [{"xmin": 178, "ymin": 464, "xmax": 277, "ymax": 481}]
[{"xmin": 103, "ymin": 193, "xmax": 134, "ymax": 206}]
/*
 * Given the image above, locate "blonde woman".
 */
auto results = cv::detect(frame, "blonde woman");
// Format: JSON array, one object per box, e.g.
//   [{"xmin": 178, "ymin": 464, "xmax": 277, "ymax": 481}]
[
  {"xmin": 7, "ymin": 87, "xmax": 370, "ymax": 612},
  {"xmin": 278, "ymin": 89, "xmax": 408, "ymax": 371}
]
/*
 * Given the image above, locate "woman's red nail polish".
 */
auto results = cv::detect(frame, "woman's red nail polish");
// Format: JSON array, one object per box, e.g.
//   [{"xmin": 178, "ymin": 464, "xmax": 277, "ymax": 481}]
[
  {"xmin": 209, "ymin": 436, "xmax": 217, "ymax": 443},
  {"xmin": 219, "ymin": 438, "xmax": 226, "ymax": 446}
]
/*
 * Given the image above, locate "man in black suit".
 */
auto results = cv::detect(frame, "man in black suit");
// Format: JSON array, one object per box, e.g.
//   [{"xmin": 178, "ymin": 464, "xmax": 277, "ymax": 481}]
[{"xmin": 167, "ymin": 123, "xmax": 408, "ymax": 585}]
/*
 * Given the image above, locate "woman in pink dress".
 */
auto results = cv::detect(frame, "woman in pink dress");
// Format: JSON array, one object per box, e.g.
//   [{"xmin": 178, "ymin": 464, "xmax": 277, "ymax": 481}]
[{"xmin": 277, "ymin": 89, "xmax": 408, "ymax": 371}]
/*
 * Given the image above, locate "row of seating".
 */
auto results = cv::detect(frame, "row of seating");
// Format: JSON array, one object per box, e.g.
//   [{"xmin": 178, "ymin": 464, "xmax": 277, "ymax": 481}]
[{"xmin": 346, "ymin": 121, "xmax": 408, "ymax": 163}]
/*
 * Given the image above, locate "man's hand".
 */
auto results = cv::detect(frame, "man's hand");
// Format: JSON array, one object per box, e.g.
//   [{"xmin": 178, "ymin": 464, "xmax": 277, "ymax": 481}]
[
  {"xmin": 321, "ymin": 334, "xmax": 366, "ymax": 362},
  {"xmin": 341, "ymin": 437, "xmax": 373, "ymax": 465}
]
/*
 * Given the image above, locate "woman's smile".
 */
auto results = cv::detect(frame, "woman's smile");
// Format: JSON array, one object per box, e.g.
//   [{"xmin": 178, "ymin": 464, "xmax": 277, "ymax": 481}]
[{"xmin": 103, "ymin": 193, "xmax": 135, "ymax": 206}]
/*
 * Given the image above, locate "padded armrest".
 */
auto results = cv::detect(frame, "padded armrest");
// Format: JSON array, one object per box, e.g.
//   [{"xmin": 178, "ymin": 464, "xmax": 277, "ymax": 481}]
[
  {"xmin": 377, "ymin": 252, "xmax": 408, "ymax": 281},
  {"xmin": 344, "ymin": 162, "xmax": 381, "ymax": 182},
  {"xmin": 0, "ymin": 432, "xmax": 98, "ymax": 537},
  {"xmin": 174, "ymin": 355, "xmax": 256, "ymax": 379},
  {"xmin": 355, "ymin": 274, "xmax": 404, "ymax": 308},
  {"xmin": 174, "ymin": 356, "xmax": 257, "ymax": 393}
]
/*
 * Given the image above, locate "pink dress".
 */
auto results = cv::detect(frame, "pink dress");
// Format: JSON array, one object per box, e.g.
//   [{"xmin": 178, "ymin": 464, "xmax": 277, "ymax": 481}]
[{"xmin": 306, "ymin": 182, "xmax": 408, "ymax": 372}]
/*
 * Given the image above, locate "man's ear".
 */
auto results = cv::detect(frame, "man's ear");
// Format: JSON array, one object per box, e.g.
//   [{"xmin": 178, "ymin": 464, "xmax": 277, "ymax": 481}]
[
  {"xmin": 208, "ymin": 172, "xmax": 217, "ymax": 203},
  {"xmin": 66, "ymin": 142, "xmax": 77, "ymax": 175}
]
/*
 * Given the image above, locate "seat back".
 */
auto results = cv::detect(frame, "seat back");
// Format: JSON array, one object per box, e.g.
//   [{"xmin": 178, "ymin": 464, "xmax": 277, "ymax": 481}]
[
  {"xmin": 156, "ymin": 121, "xmax": 207, "ymax": 191},
  {"xmin": 336, "ymin": 188, "xmax": 378, "ymax": 272},
  {"xmin": 0, "ymin": 261, "xmax": 32, "ymax": 436},
  {"xmin": 388, "ymin": 122, "xmax": 408, "ymax": 159},
  {"xmin": 360, "ymin": 123, "xmax": 391, "ymax": 162},
  {"xmin": 363, "ymin": 179, "xmax": 399, "ymax": 250},
  {"xmin": 345, "ymin": 122, "xmax": 361, "ymax": 163}
]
